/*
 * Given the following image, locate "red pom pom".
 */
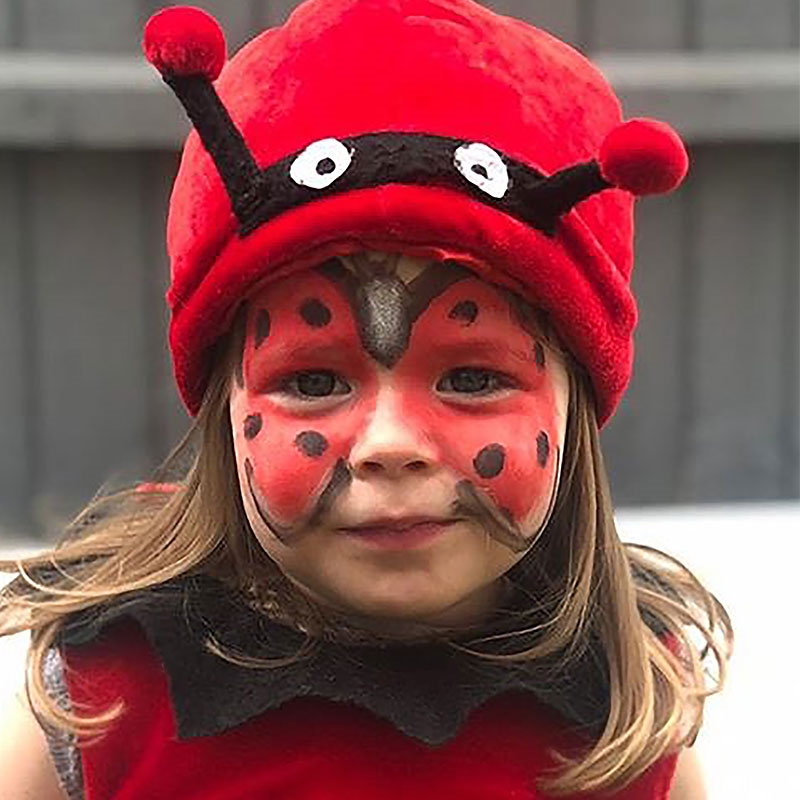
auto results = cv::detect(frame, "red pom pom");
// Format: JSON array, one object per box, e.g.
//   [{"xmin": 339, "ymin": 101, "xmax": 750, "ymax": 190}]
[
  {"xmin": 143, "ymin": 6, "xmax": 226, "ymax": 81},
  {"xmin": 599, "ymin": 118, "xmax": 689, "ymax": 196}
]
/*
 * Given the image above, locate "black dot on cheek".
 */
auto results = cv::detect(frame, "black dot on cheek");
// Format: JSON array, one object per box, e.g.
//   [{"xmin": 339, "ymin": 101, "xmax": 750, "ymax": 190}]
[
  {"xmin": 537, "ymin": 431, "xmax": 550, "ymax": 468},
  {"xmin": 243, "ymin": 414, "xmax": 263, "ymax": 440},
  {"xmin": 534, "ymin": 341, "xmax": 546, "ymax": 369},
  {"xmin": 473, "ymin": 444, "xmax": 506, "ymax": 479},
  {"xmin": 295, "ymin": 430, "xmax": 329, "ymax": 458},
  {"xmin": 299, "ymin": 298, "xmax": 332, "ymax": 328},
  {"xmin": 448, "ymin": 300, "xmax": 479, "ymax": 325},
  {"xmin": 255, "ymin": 310, "xmax": 271, "ymax": 348}
]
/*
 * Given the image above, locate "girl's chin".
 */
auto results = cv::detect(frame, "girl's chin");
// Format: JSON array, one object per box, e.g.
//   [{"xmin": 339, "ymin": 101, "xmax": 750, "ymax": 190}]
[
  {"xmin": 307, "ymin": 584, "xmax": 454, "ymax": 622},
  {"xmin": 308, "ymin": 575, "xmax": 505, "ymax": 630}
]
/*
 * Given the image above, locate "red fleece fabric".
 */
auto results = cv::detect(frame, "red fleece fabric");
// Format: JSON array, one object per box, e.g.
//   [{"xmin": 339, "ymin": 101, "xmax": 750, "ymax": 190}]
[
  {"xmin": 144, "ymin": 7, "xmax": 226, "ymax": 80},
  {"xmin": 62, "ymin": 619, "xmax": 678, "ymax": 799},
  {"xmin": 154, "ymin": 0, "xmax": 682, "ymax": 425},
  {"xmin": 599, "ymin": 119, "xmax": 689, "ymax": 196}
]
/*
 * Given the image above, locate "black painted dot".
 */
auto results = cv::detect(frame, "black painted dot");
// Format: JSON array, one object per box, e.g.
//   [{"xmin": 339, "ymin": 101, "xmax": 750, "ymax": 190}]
[
  {"xmin": 299, "ymin": 298, "xmax": 332, "ymax": 328},
  {"xmin": 472, "ymin": 164, "xmax": 489, "ymax": 179},
  {"xmin": 295, "ymin": 430, "xmax": 329, "ymax": 458},
  {"xmin": 244, "ymin": 414, "xmax": 263, "ymax": 440},
  {"xmin": 473, "ymin": 444, "xmax": 506, "ymax": 479},
  {"xmin": 534, "ymin": 341, "xmax": 546, "ymax": 369},
  {"xmin": 537, "ymin": 431, "xmax": 550, "ymax": 468},
  {"xmin": 448, "ymin": 300, "xmax": 479, "ymax": 325},
  {"xmin": 317, "ymin": 157, "xmax": 336, "ymax": 175},
  {"xmin": 255, "ymin": 309, "xmax": 271, "ymax": 348}
]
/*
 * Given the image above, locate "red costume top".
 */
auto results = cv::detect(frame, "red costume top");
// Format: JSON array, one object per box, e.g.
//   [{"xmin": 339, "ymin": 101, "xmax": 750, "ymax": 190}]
[{"xmin": 55, "ymin": 574, "xmax": 678, "ymax": 800}]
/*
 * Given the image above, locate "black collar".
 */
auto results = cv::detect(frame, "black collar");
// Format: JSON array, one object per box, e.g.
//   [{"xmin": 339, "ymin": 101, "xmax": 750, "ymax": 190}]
[{"xmin": 60, "ymin": 574, "xmax": 612, "ymax": 745}]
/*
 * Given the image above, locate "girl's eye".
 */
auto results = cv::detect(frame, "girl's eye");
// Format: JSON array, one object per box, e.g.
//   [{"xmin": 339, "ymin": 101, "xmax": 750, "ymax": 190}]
[
  {"xmin": 436, "ymin": 368, "xmax": 512, "ymax": 396},
  {"xmin": 283, "ymin": 370, "xmax": 351, "ymax": 399}
]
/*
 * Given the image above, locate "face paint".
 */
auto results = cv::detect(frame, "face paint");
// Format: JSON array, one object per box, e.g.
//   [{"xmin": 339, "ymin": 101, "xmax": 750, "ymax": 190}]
[
  {"xmin": 255, "ymin": 309, "xmax": 272, "ymax": 346},
  {"xmin": 243, "ymin": 414, "xmax": 262, "ymax": 440},
  {"xmin": 230, "ymin": 270, "xmax": 365, "ymax": 534},
  {"xmin": 390, "ymin": 275, "xmax": 563, "ymax": 540},
  {"xmin": 230, "ymin": 256, "xmax": 567, "ymax": 553}
]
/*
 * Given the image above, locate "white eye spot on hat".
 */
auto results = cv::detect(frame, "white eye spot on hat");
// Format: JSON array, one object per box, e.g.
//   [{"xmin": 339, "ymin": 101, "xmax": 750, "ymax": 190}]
[
  {"xmin": 290, "ymin": 137, "xmax": 354, "ymax": 189},
  {"xmin": 454, "ymin": 142, "xmax": 510, "ymax": 199}
]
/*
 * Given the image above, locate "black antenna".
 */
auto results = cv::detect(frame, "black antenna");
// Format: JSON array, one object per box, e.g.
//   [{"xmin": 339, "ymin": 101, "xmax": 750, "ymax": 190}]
[
  {"xmin": 144, "ymin": 6, "xmax": 263, "ymax": 224},
  {"xmin": 524, "ymin": 161, "xmax": 611, "ymax": 229},
  {"xmin": 163, "ymin": 74, "xmax": 263, "ymax": 222}
]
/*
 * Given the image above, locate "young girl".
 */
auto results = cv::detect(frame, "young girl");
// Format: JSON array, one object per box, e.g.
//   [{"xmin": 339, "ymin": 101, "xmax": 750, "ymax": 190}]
[{"xmin": 0, "ymin": 1, "xmax": 732, "ymax": 798}]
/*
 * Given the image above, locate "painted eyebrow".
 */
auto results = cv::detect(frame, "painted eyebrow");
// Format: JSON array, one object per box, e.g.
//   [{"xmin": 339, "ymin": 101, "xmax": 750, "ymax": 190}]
[
  {"xmin": 428, "ymin": 338, "xmax": 535, "ymax": 364},
  {"xmin": 251, "ymin": 338, "xmax": 361, "ymax": 366}
]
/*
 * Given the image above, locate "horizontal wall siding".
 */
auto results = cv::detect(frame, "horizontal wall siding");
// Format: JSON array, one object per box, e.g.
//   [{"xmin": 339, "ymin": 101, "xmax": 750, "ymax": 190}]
[
  {"xmin": 602, "ymin": 143, "xmax": 800, "ymax": 505},
  {"xmin": 0, "ymin": 3, "xmax": 796, "ymax": 147},
  {"xmin": 18, "ymin": 1, "xmax": 140, "ymax": 52},
  {"xmin": 0, "ymin": 2, "xmax": 15, "ymax": 47},
  {"xmin": 263, "ymin": 0, "xmax": 304, "ymax": 26},
  {"xmin": 28, "ymin": 153, "xmax": 152, "ymax": 528},
  {"xmin": 141, "ymin": 150, "xmax": 189, "ymax": 454},
  {"xmin": 588, "ymin": 0, "xmax": 689, "ymax": 51},
  {"xmin": 0, "ymin": 150, "xmax": 188, "ymax": 535},
  {"xmin": 599, "ymin": 188, "xmax": 689, "ymax": 505},
  {"xmin": 0, "ymin": 152, "xmax": 30, "ymax": 531},
  {"xmin": 486, "ymin": 1, "xmax": 581, "ymax": 45},
  {"xmin": 681, "ymin": 144, "xmax": 799, "ymax": 501},
  {"xmin": 696, "ymin": 0, "xmax": 800, "ymax": 49},
  {"xmin": 9, "ymin": 1, "xmax": 269, "ymax": 52},
  {"xmin": 0, "ymin": 1, "xmax": 797, "ymax": 53}
]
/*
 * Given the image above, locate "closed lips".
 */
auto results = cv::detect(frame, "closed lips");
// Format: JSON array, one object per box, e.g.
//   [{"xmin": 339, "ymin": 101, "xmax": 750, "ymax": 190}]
[{"xmin": 340, "ymin": 518, "xmax": 457, "ymax": 533}]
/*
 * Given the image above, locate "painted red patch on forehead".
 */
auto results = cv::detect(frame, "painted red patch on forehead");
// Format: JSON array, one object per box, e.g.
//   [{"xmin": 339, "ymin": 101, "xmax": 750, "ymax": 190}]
[{"xmin": 244, "ymin": 273, "xmax": 361, "ymax": 385}]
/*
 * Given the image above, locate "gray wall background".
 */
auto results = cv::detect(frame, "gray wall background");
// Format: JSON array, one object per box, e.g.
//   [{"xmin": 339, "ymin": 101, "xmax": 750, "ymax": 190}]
[{"xmin": 0, "ymin": 1, "xmax": 798, "ymax": 537}]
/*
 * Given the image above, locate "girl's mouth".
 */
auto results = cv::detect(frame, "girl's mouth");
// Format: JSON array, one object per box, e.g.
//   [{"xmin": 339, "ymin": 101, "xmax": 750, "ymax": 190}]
[{"xmin": 339, "ymin": 517, "xmax": 458, "ymax": 549}]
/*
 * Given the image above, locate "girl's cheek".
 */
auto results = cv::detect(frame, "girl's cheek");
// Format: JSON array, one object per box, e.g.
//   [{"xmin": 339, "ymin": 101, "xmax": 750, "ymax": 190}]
[
  {"xmin": 411, "ymin": 393, "xmax": 559, "ymax": 526},
  {"xmin": 392, "ymin": 276, "xmax": 562, "ymax": 526},
  {"xmin": 231, "ymin": 270, "xmax": 377, "ymax": 526},
  {"xmin": 230, "ymin": 394, "xmax": 362, "ymax": 527}
]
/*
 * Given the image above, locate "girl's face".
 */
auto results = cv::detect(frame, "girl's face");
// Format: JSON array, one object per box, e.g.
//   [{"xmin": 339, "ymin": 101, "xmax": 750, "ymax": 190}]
[{"xmin": 230, "ymin": 254, "xmax": 569, "ymax": 627}]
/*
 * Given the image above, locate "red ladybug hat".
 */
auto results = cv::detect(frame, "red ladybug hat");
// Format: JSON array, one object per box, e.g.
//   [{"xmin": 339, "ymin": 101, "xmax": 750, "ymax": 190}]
[{"xmin": 143, "ymin": 0, "xmax": 688, "ymax": 425}]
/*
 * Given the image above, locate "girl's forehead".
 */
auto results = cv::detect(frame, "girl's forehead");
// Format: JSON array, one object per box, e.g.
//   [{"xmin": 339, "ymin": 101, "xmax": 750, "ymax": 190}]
[{"xmin": 244, "ymin": 253, "xmax": 540, "ymax": 339}]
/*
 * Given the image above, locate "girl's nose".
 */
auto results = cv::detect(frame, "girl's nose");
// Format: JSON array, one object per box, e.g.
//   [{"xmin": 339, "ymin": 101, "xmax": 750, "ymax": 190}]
[{"xmin": 349, "ymin": 383, "xmax": 437, "ymax": 479}]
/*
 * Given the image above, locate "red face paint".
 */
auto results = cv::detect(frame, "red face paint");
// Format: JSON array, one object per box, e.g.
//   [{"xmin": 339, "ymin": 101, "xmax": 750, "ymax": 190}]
[
  {"xmin": 394, "ymin": 278, "xmax": 560, "ymax": 526},
  {"xmin": 231, "ymin": 271, "xmax": 375, "ymax": 528},
  {"xmin": 230, "ymin": 265, "xmax": 565, "ymax": 540}
]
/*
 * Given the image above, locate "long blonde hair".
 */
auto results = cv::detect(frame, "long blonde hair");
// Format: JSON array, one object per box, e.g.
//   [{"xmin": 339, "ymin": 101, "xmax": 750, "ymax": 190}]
[{"xmin": 0, "ymin": 330, "xmax": 732, "ymax": 796}]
